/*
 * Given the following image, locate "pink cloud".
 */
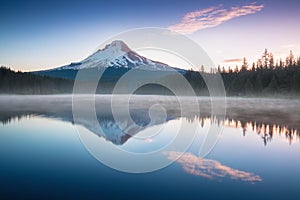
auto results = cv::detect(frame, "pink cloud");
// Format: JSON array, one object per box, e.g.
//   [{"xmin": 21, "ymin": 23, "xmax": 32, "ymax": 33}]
[
  {"xmin": 223, "ymin": 58, "xmax": 243, "ymax": 63},
  {"xmin": 169, "ymin": 2, "xmax": 264, "ymax": 34}
]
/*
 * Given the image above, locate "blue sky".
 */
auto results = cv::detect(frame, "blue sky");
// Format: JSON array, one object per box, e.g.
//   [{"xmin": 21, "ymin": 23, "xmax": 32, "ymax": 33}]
[{"xmin": 1, "ymin": 0, "xmax": 300, "ymax": 70}]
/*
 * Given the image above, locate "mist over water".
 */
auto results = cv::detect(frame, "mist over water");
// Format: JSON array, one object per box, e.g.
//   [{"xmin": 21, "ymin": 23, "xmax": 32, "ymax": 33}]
[{"xmin": 1, "ymin": 95, "xmax": 300, "ymax": 199}]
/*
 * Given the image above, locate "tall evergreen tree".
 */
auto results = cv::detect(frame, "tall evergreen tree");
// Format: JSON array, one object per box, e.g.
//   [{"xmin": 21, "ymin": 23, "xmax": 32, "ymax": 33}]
[
  {"xmin": 262, "ymin": 48, "xmax": 269, "ymax": 68},
  {"xmin": 269, "ymin": 53, "xmax": 274, "ymax": 69},
  {"xmin": 241, "ymin": 57, "xmax": 248, "ymax": 72}
]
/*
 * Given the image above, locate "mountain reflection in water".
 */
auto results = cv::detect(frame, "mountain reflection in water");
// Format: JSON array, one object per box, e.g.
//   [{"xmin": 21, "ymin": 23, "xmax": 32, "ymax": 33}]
[
  {"xmin": 2, "ymin": 95, "xmax": 300, "ymax": 199},
  {"xmin": 2, "ymin": 115, "xmax": 299, "ymax": 147},
  {"xmin": 0, "ymin": 95, "xmax": 299, "ymax": 146}
]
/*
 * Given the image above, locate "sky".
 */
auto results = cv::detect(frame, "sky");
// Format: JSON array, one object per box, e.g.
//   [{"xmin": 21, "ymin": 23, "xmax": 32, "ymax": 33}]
[{"xmin": 0, "ymin": 0, "xmax": 300, "ymax": 71}]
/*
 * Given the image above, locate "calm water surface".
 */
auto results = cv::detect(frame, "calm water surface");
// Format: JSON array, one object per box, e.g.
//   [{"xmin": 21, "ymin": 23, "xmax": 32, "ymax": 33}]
[{"xmin": 0, "ymin": 96, "xmax": 299, "ymax": 199}]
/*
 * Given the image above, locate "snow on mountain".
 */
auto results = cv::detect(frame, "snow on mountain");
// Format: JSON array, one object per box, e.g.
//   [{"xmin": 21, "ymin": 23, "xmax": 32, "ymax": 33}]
[{"xmin": 56, "ymin": 40, "xmax": 174, "ymax": 71}]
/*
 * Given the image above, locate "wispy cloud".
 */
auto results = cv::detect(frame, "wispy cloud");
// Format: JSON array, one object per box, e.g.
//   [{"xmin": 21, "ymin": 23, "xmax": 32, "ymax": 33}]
[
  {"xmin": 164, "ymin": 151, "xmax": 262, "ymax": 182},
  {"xmin": 223, "ymin": 58, "xmax": 243, "ymax": 63},
  {"xmin": 168, "ymin": 2, "xmax": 264, "ymax": 34}
]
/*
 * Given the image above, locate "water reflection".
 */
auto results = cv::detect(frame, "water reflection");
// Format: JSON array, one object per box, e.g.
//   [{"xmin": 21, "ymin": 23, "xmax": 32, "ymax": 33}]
[
  {"xmin": 195, "ymin": 117, "xmax": 300, "ymax": 146},
  {"xmin": 2, "ymin": 96, "xmax": 300, "ymax": 184},
  {"xmin": 223, "ymin": 119, "xmax": 299, "ymax": 145},
  {"xmin": 2, "ymin": 96, "xmax": 300, "ymax": 199},
  {"xmin": 164, "ymin": 151, "xmax": 262, "ymax": 183},
  {"xmin": 0, "ymin": 95, "xmax": 299, "ymax": 146},
  {"xmin": 2, "ymin": 115, "xmax": 300, "ymax": 147}
]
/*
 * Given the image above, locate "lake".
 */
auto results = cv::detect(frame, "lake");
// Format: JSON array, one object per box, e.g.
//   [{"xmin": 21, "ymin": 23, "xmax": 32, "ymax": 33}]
[{"xmin": 0, "ymin": 95, "xmax": 300, "ymax": 199}]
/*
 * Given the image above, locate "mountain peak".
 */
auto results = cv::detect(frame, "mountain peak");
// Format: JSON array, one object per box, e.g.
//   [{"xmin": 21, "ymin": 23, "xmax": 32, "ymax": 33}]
[
  {"xmin": 102, "ymin": 40, "xmax": 131, "ymax": 53},
  {"xmin": 55, "ymin": 40, "xmax": 175, "ymax": 71}
]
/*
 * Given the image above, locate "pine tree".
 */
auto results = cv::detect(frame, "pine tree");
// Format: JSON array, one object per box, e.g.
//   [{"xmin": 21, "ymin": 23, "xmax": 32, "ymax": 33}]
[
  {"xmin": 200, "ymin": 65, "xmax": 205, "ymax": 72},
  {"xmin": 241, "ymin": 57, "xmax": 248, "ymax": 72},
  {"xmin": 217, "ymin": 65, "xmax": 221, "ymax": 73},
  {"xmin": 262, "ymin": 48, "xmax": 269, "ymax": 68},
  {"xmin": 287, "ymin": 50, "xmax": 294, "ymax": 66},
  {"xmin": 234, "ymin": 65, "xmax": 239, "ymax": 73},
  {"xmin": 252, "ymin": 62, "xmax": 256, "ymax": 71},
  {"xmin": 269, "ymin": 53, "xmax": 274, "ymax": 69},
  {"xmin": 257, "ymin": 59, "xmax": 263, "ymax": 69},
  {"xmin": 222, "ymin": 67, "xmax": 226, "ymax": 73},
  {"xmin": 279, "ymin": 58, "xmax": 284, "ymax": 68}
]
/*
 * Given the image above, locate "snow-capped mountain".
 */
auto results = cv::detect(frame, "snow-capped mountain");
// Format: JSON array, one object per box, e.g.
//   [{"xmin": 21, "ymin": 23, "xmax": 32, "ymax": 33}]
[{"xmin": 55, "ymin": 40, "xmax": 174, "ymax": 71}]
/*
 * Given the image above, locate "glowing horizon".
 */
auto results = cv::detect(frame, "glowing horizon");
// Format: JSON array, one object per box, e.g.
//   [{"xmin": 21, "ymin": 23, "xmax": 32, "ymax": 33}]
[{"xmin": 1, "ymin": 0, "xmax": 300, "ymax": 71}]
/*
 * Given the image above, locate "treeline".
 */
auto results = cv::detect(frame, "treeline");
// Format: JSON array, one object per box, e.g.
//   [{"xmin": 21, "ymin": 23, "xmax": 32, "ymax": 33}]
[
  {"xmin": 1, "ymin": 48, "xmax": 300, "ymax": 96},
  {"xmin": 185, "ymin": 49, "xmax": 300, "ymax": 96},
  {"xmin": 0, "ymin": 67, "xmax": 73, "ymax": 94}
]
